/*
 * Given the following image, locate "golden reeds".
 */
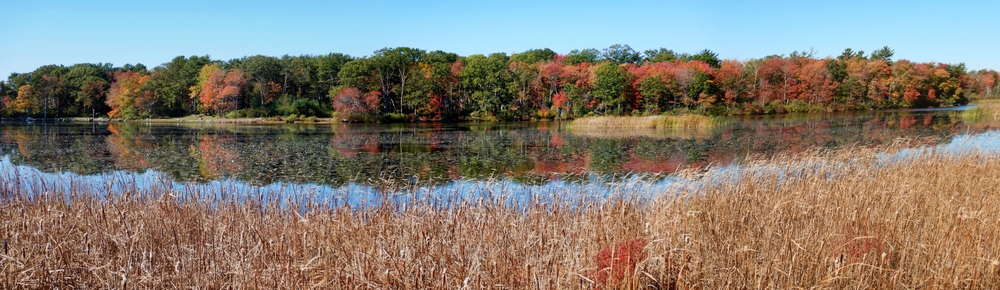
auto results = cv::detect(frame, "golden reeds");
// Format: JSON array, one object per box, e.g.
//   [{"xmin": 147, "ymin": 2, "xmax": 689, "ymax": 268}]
[
  {"xmin": 963, "ymin": 103, "xmax": 1000, "ymax": 121},
  {"xmin": 2, "ymin": 146, "xmax": 1000, "ymax": 288},
  {"xmin": 569, "ymin": 114, "xmax": 724, "ymax": 129}
]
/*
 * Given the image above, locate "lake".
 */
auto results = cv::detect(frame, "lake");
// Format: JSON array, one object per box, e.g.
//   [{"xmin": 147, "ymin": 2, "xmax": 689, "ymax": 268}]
[{"xmin": 2, "ymin": 107, "xmax": 998, "ymax": 200}]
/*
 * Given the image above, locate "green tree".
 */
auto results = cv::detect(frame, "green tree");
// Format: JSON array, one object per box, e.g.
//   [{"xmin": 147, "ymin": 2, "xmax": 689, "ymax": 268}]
[
  {"xmin": 280, "ymin": 55, "xmax": 313, "ymax": 98},
  {"xmin": 565, "ymin": 48, "xmax": 602, "ymax": 65},
  {"xmin": 686, "ymin": 49, "xmax": 721, "ymax": 68},
  {"xmin": 644, "ymin": 48, "xmax": 678, "ymax": 63},
  {"xmin": 64, "ymin": 63, "xmax": 113, "ymax": 115},
  {"xmin": 148, "ymin": 55, "xmax": 210, "ymax": 115},
  {"xmin": 461, "ymin": 53, "xmax": 513, "ymax": 119},
  {"xmin": 406, "ymin": 50, "xmax": 461, "ymax": 119},
  {"xmin": 593, "ymin": 63, "xmax": 629, "ymax": 114},
  {"xmin": 870, "ymin": 46, "xmax": 894, "ymax": 65},
  {"xmin": 371, "ymin": 47, "xmax": 426, "ymax": 114},
  {"xmin": 507, "ymin": 60, "xmax": 540, "ymax": 116},
  {"xmin": 22, "ymin": 65, "xmax": 70, "ymax": 117},
  {"xmin": 312, "ymin": 53, "xmax": 353, "ymax": 97},
  {"xmin": 688, "ymin": 72, "xmax": 719, "ymax": 107},
  {"xmin": 118, "ymin": 63, "xmax": 148, "ymax": 74},
  {"xmin": 79, "ymin": 80, "xmax": 109, "ymax": 117},
  {"xmin": 838, "ymin": 48, "xmax": 866, "ymax": 61},
  {"xmin": 509, "ymin": 48, "xmax": 556, "ymax": 64},
  {"xmin": 638, "ymin": 76, "xmax": 672, "ymax": 113},
  {"xmin": 240, "ymin": 55, "xmax": 282, "ymax": 108},
  {"xmin": 39, "ymin": 74, "xmax": 68, "ymax": 118},
  {"xmin": 338, "ymin": 58, "xmax": 377, "ymax": 91},
  {"xmin": 0, "ymin": 80, "xmax": 9, "ymax": 114},
  {"xmin": 602, "ymin": 44, "xmax": 642, "ymax": 64}
]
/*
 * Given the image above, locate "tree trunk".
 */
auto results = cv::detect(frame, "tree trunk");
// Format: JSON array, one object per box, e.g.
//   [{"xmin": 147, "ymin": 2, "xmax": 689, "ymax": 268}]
[{"xmin": 399, "ymin": 68, "xmax": 408, "ymax": 115}]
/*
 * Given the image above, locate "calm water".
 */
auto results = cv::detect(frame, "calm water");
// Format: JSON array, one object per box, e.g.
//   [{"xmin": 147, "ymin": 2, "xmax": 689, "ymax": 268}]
[{"xmin": 1, "ymin": 107, "xmax": 998, "ymax": 194}]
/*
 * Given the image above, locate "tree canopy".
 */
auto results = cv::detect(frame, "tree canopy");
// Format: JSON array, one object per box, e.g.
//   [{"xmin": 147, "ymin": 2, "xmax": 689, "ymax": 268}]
[{"xmin": 3, "ymin": 45, "xmax": 992, "ymax": 121}]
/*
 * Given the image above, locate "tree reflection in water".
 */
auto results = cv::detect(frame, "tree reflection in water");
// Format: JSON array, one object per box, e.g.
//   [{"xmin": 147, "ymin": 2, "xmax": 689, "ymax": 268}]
[{"xmin": 0, "ymin": 109, "xmax": 995, "ymax": 188}]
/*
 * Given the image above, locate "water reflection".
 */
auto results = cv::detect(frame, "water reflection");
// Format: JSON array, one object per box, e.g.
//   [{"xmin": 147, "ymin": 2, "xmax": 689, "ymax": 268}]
[
  {"xmin": 1, "ymin": 109, "xmax": 997, "ymax": 188},
  {"xmin": 2, "ymin": 130, "xmax": 998, "ymax": 208}
]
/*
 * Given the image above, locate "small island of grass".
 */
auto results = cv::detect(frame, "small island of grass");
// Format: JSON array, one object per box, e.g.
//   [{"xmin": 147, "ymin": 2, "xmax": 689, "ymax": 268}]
[
  {"xmin": 962, "ymin": 100, "xmax": 1000, "ymax": 121},
  {"xmin": 568, "ymin": 114, "xmax": 725, "ymax": 129}
]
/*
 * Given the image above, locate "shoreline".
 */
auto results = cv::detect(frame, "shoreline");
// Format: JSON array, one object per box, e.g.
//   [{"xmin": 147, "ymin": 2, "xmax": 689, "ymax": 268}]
[{"xmin": 0, "ymin": 103, "xmax": 985, "ymax": 126}]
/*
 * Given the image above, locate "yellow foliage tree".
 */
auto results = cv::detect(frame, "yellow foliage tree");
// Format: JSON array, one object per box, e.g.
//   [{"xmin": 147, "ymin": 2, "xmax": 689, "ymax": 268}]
[
  {"xmin": 15, "ymin": 85, "xmax": 36, "ymax": 114},
  {"xmin": 106, "ymin": 72, "xmax": 150, "ymax": 118}
]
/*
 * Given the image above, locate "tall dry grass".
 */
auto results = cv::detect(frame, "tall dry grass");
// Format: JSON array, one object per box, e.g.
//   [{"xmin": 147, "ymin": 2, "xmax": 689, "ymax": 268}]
[
  {"xmin": 2, "ymin": 146, "xmax": 1000, "ymax": 288},
  {"xmin": 570, "ymin": 114, "xmax": 723, "ymax": 129},
  {"xmin": 963, "ymin": 103, "xmax": 1000, "ymax": 121}
]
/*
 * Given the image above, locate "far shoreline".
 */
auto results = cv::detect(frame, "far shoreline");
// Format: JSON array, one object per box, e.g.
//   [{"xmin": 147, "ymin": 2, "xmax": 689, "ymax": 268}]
[{"xmin": 0, "ymin": 103, "xmax": 988, "ymax": 126}]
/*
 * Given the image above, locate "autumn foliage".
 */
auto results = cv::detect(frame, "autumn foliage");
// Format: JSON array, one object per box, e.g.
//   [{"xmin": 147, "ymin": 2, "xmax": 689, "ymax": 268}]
[
  {"xmin": 332, "ymin": 87, "xmax": 380, "ymax": 121},
  {"xmin": 590, "ymin": 238, "xmax": 649, "ymax": 287},
  {"xmin": 4, "ymin": 46, "xmax": 998, "ymax": 120},
  {"xmin": 199, "ymin": 69, "xmax": 247, "ymax": 114},
  {"xmin": 106, "ymin": 71, "xmax": 150, "ymax": 118}
]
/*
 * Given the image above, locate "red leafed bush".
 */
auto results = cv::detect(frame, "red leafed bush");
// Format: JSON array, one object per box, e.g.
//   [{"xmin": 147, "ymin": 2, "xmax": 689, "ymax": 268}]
[
  {"xmin": 835, "ymin": 228, "xmax": 885, "ymax": 263},
  {"xmin": 590, "ymin": 238, "xmax": 649, "ymax": 287},
  {"xmin": 333, "ymin": 87, "xmax": 380, "ymax": 121}
]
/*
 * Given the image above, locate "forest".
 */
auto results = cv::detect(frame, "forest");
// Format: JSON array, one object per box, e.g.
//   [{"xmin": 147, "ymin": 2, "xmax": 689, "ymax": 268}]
[{"xmin": 2, "ymin": 45, "xmax": 998, "ymax": 122}]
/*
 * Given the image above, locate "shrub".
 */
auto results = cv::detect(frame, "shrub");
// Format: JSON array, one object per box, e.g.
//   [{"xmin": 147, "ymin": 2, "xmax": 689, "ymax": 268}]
[
  {"xmin": 590, "ymin": 238, "xmax": 649, "ymax": 287},
  {"xmin": 536, "ymin": 107, "xmax": 555, "ymax": 120},
  {"xmin": 833, "ymin": 228, "xmax": 887, "ymax": 264},
  {"xmin": 467, "ymin": 111, "xmax": 497, "ymax": 122},
  {"xmin": 784, "ymin": 100, "xmax": 813, "ymax": 113},
  {"xmin": 223, "ymin": 108, "xmax": 269, "ymax": 118},
  {"xmin": 277, "ymin": 95, "xmax": 327, "ymax": 117},
  {"xmin": 331, "ymin": 87, "xmax": 379, "ymax": 121},
  {"xmin": 383, "ymin": 112, "xmax": 408, "ymax": 123}
]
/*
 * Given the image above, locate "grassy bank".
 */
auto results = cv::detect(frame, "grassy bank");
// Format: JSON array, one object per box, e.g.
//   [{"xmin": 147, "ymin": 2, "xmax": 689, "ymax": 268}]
[
  {"xmin": 2, "ymin": 147, "xmax": 1000, "ymax": 288},
  {"xmin": 569, "ymin": 114, "xmax": 725, "ymax": 129},
  {"xmin": 963, "ymin": 102, "xmax": 1000, "ymax": 121}
]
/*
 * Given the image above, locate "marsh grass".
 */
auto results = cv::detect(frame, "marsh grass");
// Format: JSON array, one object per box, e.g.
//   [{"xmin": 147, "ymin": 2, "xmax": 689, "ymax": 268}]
[
  {"xmin": 2, "ymin": 146, "xmax": 1000, "ymax": 288},
  {"xmin": 570, "ymin": 114, "xmax": 724, "ymax": 129},
  {"xmin": 963, "ymin": 103, "xmax": 1000, "ymax": 121},
  {"xmin": 566, "ymin": 126, "xmax": 715, "ymax": 139}
]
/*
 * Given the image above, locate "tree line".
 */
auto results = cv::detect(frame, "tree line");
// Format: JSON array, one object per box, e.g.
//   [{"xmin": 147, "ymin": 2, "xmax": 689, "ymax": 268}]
[{"xmin": 2, "ymin": 45, "xmax": 997, "ymax": 121}]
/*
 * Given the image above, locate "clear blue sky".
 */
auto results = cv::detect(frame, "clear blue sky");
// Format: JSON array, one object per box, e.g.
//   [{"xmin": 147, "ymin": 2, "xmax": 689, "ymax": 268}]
[{"xmin": 3, "ymin": 0, "xmax": 999, "ymax": 78}]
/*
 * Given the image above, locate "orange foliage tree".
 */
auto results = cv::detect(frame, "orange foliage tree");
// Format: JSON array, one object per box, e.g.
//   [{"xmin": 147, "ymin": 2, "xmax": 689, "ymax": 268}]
[
  {"xmin": 14, "ymin": 85, "xmax": 36, "ymax": 115},
  {"xmin": 199, "ymin": 68, "xmax": 247, "ymax": 115},
  {"xmin": 106, "ymin": 71, "xmax": 150, "ymax": 119}
]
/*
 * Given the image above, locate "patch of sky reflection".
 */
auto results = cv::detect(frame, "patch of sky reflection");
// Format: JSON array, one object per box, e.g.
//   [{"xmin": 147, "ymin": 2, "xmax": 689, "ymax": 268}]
[{"xmin": 1, "ymin": 155, "xmax": 700, "ymax": 209}]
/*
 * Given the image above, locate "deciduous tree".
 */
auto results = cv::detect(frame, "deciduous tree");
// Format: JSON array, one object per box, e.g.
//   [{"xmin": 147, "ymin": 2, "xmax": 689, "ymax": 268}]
[
  {"xmin": 332, "ymin": 87, "xmax": 380, "ymax": 121},
  {"xmin": 80, "ymin": 80, "xmax": 109, "ymax": 118},
  {"xmin": 106, "ymin": 71, "xmax": 150, "ymax": 119}
]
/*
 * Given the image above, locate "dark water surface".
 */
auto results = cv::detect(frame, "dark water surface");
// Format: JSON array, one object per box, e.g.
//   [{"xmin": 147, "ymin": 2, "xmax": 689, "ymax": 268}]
[{"xmin": 2, "ymin": 107, "xmax": 998, "ymax": 191}]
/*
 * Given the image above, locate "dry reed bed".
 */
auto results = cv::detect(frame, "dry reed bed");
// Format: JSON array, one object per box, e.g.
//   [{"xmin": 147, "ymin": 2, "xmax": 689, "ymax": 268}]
[
  {"xmin": 570, "ymin": 115, "xmax": 722, "ymax": 129},
  {"xmin": 565, "ymin": 127, "xmax": 715, "ymax": 140},
  {"xmin": 964, "ymin": 103, "xmax": 1000, "ymax": 120},
  {"xmin": 2, "ymin": 148, "xmax": 1000, "ymax": 288}
]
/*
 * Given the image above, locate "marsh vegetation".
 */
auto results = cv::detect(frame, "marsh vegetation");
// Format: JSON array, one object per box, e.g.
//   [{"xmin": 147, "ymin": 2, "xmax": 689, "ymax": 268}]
[
  {"xmin": 2, "ymin": 107, "xmax": 1000, "ymax": 288},
  {"xmin": 3, "ymin": 144, "xmax": 1000, "ymax": 288}
]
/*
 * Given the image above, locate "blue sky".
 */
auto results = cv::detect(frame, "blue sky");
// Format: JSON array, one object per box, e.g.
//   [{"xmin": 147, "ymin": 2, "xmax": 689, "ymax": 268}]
[{"xmin": 2, "ymin": 0, "xmax": 999, "ymax": 78}]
